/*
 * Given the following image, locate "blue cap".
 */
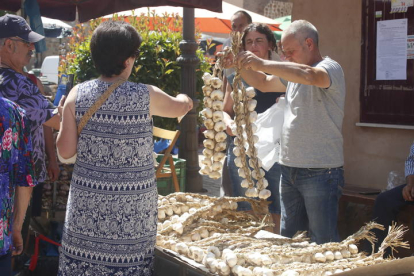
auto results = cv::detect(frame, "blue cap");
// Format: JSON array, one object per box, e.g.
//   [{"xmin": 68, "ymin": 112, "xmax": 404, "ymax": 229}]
[{"xmin": 0, "ymin": 14, "xmax": 44, "ymax": 42}]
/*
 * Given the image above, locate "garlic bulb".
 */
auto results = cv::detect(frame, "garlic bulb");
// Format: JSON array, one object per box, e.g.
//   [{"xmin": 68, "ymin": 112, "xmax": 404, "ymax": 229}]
[
  {"xmin": 204, "ymin": 119, "xmax": 214, "ymax": 130},
  {"xmin": 203, "ymin": 97, "xmax": 213, "ymax": 108},
  {"xmin": 200, "ymin": 107, "xmax": 213, "ymax": 118},
  {"xmin": 201, "ymin": 158, "xmax": 213, "ymax": 167},
  {"xmin": 334, "ymin": 251, "xmax": 343, "ymax": 260},
  {"xmin": 199, "ymin": 165, "xmax": 211, "ymax": 175},
  {"xmin": 211, "ymin": 77, "xmax": 223, "ymax": 89},
  {"xmin": 202, "ymin": 85, "xmax": 212, "ymax": 96},
  {"xmin": 348, "ymin": 244, "xmax": 358, "ymax": 254},
  {"xmin": 202, "ymin": 72, "xmax": 212, "ymax": 85},
  {"xmin": 314, "ymin": 252, "xmax": 326, "ymax": 263},
  {"xmin": 212, "ymin": 100, "xmax": 224, "ymax": 111},
  {"xmin": 241, "ymin": 179, "xmax": 250, "ymax": 188},
  {"xmin": 203, "ymin": 148, "xmax": 213, "ymax": 158},
  {"xmin": 238, "ymin": 168, "xmax": 247, "ymax": 178},
  {"xmin": 249, "ymin": 111, "xmax": 258, "ymax": 123},
  {"xmin": 245, "ymin": 87, "xmax": 256, "ymax": 98},
  {"xmin": 203, "ymin": 129, "xmax": 215, "ymax": 139},
  {"xmin": 213, "ymin": 152, "xmax": 226, "ymax": 162},
  {"xmin": 258, "ymin": 189, "xmax": 271, "ymax": 199},
  {"xmin": 212, "ymin": 110, "xmax": 224, "ymax": 122},
  {"xmin": 251, "ymin": 169, "xmax": 265, "ymax": 180},
  {"xmin": 211, "ymin": 90, "xmax": 224, "ymax": 101},
  {"xmin": 215, "ymin": 131, "xmax": 227, "ymax": 143},
  {"xmin": 233, "ymin": 146, "xmax": 241, "ymax": 157},
  {"xmin": 245, "ymin": 187, "xmax": 258, "ymax": 198},
  {"xmin": 203, "ymin": 139, "xmax": 215, "ymax": 150},
  {"xmin": 324, "ymin": 251, "xmax": 335, "ymax": 261},
  {"xmin": 214, "ymin": 121, "xmax": 226, "ymax": 132},
  {"xmin": 209, "ymin": 171, "xmax": 221, "ymax": 179},
  {"xmin": 234, "ymin": 157, "xmax": 243, "ymax": 168},
  {"xmin": 247, "ymin": 99, "xmax": 257, "ymax": 112},
  {"xmin": 214, "ymin": 142, "xmax": 227, "ymax": 152},
  {"xmin": 172, "ymin": 223, "xmax": 184, "ymax": 234},
  {"xmin": 212, "ymin": 161, "xmax": 223, "ymax": 172}
]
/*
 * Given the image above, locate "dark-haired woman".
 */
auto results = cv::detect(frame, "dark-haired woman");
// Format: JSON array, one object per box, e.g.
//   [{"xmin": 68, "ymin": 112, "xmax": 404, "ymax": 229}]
[
  {"xmin": 57, "ymin": 21, "xmax": 192, "ymax": 275},
  {"xmin": 223, "ymin": 23, "xmax": 283, "ymax": 233}
]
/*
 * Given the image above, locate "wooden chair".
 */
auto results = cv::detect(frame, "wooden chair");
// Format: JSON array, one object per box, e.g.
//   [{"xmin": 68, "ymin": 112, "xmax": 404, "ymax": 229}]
[{"xmin": 154, "ymin": 126, "xmax": 181, "ymax": 192}]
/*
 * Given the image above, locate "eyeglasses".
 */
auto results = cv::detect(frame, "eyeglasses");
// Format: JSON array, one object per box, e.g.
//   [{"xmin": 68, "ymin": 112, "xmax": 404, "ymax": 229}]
[{"xmin": 7, "ymin": 38, "xmax": 33, "ymax": 47}]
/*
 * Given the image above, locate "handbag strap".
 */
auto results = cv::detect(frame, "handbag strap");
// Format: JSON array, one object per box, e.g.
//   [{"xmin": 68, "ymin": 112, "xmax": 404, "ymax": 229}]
[{"xmin": 77, "ymin": 78, "xmax": 125, "ymax": 136}]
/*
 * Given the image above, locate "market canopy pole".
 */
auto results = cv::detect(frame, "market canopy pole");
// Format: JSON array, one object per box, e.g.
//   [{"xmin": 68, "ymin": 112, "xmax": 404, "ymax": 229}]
[{"xmin": 177, "ymin": 7, "xmax": 203, "ymax": 193}]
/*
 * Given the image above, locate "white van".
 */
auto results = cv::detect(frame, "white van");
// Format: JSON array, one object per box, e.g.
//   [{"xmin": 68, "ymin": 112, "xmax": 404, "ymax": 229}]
[{"xmin": 40, "ymin": 56, "xmax": 59, "ymax": 84}]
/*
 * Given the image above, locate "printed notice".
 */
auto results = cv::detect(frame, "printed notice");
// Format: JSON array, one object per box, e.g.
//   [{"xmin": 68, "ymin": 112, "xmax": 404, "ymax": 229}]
[{"xmin": 376, "ymin": 19, "xmax": 407, "ymax": 80}]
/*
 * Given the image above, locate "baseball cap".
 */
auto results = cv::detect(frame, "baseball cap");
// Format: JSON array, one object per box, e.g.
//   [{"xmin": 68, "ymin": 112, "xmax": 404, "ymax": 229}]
[{"xmin": 0, "ymin": 14, "xmax": 44, "ymax": 43}]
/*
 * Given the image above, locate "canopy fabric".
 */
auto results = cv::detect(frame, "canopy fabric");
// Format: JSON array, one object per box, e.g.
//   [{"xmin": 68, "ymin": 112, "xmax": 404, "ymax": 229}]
[
  {"xmin": 0, "ymin": 0, "xmax": 223, "ymax": 22},
  {"xmin": 273, "ymin": 15, "xmax": 291, "ymax": 41},
  {"xmin": 41, "ymin": 17, "xmax": 72, "ymax": 29},
  {"xmin": 110, "ymin": 1, "xmax": 281, "ymax": 33}
]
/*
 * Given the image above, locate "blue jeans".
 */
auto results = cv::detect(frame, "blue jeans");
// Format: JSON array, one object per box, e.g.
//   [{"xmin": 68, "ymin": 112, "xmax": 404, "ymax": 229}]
[
  {"xmin": 227, "ymin": 137, "xmax": 281, "ymax": 214},
  {"xmin": 280, "ymin": 165, "xmax": 344, "ymax": 244},
  {"xmin": 370, "ymin": 184, "xmax": 414, "ymax": 253}
]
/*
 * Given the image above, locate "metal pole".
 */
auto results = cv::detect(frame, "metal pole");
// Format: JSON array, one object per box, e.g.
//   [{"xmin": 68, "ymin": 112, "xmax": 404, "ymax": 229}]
[{"xmin": 177, "ymin": 8, "xmax": 203, "ymax": 192}]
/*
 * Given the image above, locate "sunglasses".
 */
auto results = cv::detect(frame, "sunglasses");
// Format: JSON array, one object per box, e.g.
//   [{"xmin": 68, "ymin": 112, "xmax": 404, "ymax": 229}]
[{"xmin": 7, "ymin": 38, "xmax": 33, "ymax": 47}]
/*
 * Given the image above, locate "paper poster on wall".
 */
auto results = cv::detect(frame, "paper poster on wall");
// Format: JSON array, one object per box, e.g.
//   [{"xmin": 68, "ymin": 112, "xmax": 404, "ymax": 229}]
[
  {"xmin": 376, "ymin": 19, "xmax": 407, "ymax": 80},
  {"xmin": 408, "ymin": 35, "xmax": 414, "ymax": 59},
  {"xmin": 391, "ymin": 0, "xmax": 413, "ymax": 13}
]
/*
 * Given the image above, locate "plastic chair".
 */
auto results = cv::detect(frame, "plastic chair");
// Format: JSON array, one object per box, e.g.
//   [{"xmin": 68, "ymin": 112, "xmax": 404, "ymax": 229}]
[{"xmin": 153, "ymin": 126, "xmax": 181, "ymax": 192}]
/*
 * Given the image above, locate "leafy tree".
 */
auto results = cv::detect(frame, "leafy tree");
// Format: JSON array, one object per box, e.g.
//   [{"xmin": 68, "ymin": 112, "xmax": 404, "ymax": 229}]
[{"xmin": 61, "ymin": 11, "xmax": 213, "ymax": 130}]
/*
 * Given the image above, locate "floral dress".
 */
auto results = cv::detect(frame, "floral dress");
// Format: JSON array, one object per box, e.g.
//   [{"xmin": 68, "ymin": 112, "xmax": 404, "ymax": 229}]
[
  {"xmin": 58, "ymin": 80, "xmax": 158, "ymax": 276},
  {"xmin": 0, "ymin": 97, "xmax": 37, "ymax": 256}
]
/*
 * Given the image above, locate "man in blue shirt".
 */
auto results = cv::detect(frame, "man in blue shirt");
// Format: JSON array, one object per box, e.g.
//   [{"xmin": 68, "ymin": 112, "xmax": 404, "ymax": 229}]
[{"xmin": 371, "ymin": 142, "xmax": 414, "ymax": 252}]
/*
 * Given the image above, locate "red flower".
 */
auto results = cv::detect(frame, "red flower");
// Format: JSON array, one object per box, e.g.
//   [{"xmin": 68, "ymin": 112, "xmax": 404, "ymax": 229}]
[
  {"xmin": 2, "ymin": 128, "xmax": 12, "ymax": 151},
  {"xmin": 26, "ymin": 175, "xmax": 35, "ymax": 187}
]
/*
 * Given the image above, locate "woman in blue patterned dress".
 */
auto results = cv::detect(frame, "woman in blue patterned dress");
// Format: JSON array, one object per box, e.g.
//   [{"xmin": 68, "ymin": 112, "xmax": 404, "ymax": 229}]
[{"xmin": 56, "ymin": 21, "xmax": 193, "ymax": 276}]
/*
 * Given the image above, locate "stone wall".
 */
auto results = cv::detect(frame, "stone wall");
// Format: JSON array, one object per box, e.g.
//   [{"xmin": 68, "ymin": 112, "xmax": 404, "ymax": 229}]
[
  {"xmin": 242, "ymin": 0, "xmax": 292, "ymax": 19},
  {"xmin": 264, "ymin": 0, "xmax": 293, "ymax": 19}
]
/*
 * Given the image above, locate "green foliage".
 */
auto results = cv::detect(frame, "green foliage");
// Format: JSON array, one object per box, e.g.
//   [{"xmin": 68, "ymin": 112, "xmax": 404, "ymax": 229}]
[{"xmin": 62, "ymin": 12, "xmax": 213, "ymax": 131}]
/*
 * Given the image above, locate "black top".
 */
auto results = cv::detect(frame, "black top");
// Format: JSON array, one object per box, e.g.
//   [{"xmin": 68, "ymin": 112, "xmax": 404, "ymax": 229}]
[{"xmin": 227, "ymin": 73, "xmax": 284, "ymax": 113}]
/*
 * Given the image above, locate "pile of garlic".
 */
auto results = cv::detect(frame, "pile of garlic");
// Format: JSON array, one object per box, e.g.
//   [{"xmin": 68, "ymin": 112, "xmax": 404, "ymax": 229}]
[
  {"xmin": 229, "ymin": 32, "xmax": 270, "ymax": 200},
  {"xmin": 156, "ymin": 193, "xmax": 409, "ymax": 276},
  {"xmin": 199, "ymin": 72, "xmax": 227, "ymax": 179}
]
